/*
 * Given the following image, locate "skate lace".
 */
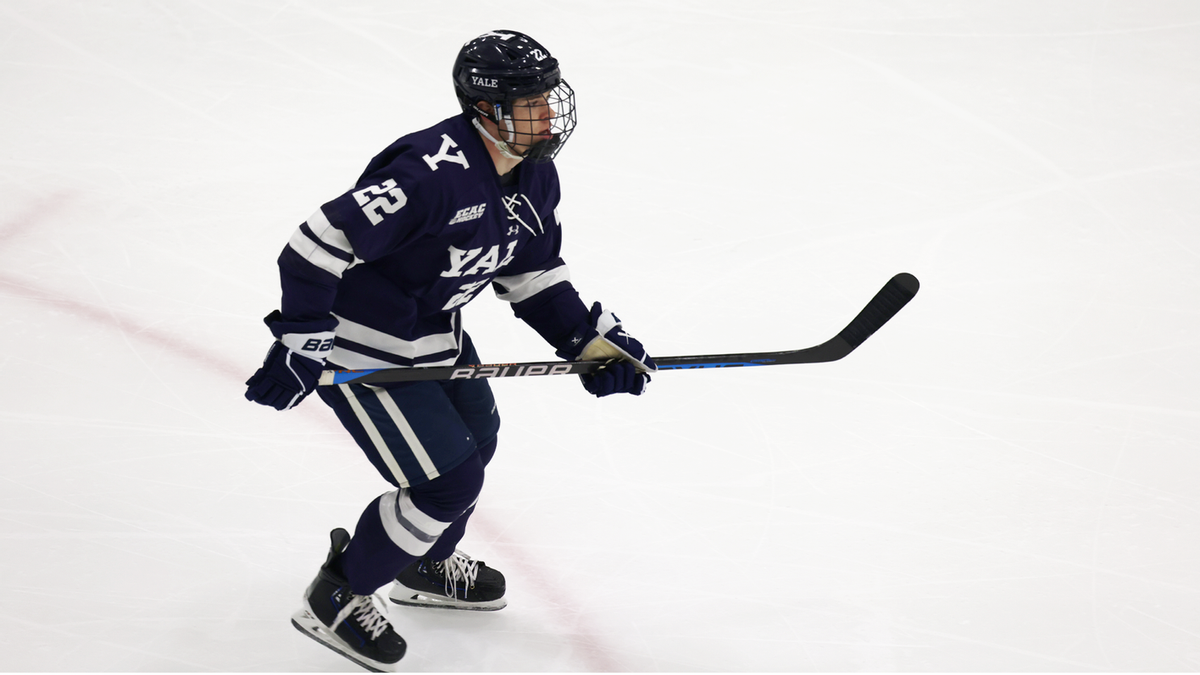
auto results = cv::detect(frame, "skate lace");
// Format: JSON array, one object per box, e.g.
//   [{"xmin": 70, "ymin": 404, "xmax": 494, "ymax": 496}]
[
  {"xmin": 333, "ymin": 593, "xmax": 391, "ymax": 641},
  {"xmin": 438, "ymin": 550, "xmax": 480, "ymax": 600}
]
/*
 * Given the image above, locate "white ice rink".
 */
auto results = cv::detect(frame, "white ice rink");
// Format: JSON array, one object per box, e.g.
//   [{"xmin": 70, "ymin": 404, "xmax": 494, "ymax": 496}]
[{"xmin": 3, "ymin": 1, "xmax": 1199, "ymax": 671}]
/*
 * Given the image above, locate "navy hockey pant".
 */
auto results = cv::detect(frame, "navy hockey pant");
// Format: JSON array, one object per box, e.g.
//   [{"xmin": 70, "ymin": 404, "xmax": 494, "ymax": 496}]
[{"xmin": 315, "ymin": 333, "xmax": 500, "ymax": 594}]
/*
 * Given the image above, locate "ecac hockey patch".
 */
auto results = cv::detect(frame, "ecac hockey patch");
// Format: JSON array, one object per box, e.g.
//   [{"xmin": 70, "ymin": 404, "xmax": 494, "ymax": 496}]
[{"xmin": 448, "ymin": 203, "xmax": 487, "ymax": 225}]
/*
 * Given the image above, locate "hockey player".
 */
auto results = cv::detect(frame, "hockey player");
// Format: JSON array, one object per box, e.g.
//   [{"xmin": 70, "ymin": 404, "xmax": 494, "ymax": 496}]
[{"xmin": 243, "ymin": 30, "xmax": 655, "ymax": 670}]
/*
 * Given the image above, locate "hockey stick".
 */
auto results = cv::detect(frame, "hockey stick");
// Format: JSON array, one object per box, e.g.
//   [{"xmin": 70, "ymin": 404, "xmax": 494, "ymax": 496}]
[{"xmin": 318, "ymin": 272, "xmax": 919, "ymax": 386}]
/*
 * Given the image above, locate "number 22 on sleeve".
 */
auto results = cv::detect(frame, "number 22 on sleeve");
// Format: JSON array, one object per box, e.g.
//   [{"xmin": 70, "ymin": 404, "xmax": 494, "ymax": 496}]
[{"xmin": 352, "ymin": 180, "xmax": 408, "ymax": 225}]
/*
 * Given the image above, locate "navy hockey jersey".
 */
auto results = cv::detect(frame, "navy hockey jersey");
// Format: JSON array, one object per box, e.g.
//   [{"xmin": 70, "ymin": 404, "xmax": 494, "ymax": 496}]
[{"xmin": 277, "ymin": 113, "xmax": 589, "ymax": 369}]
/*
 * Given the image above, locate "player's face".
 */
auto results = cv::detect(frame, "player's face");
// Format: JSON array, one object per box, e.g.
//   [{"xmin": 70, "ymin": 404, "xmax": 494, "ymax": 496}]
[{"xmin": 502, "ymin": 92, "xmax": 555, "ymax": 153}]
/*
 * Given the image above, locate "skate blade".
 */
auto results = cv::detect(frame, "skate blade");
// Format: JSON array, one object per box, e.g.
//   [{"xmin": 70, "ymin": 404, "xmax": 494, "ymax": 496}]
[
  {"xmin": 291, "ymin": 607, "xmax": 400, "ymax": 673},
  {"xmin": 387, "ymin": 588, "xmax": 507, "ymax": 612}
]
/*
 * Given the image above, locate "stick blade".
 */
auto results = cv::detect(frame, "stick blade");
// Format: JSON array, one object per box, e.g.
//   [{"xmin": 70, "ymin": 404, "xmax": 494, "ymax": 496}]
[{"xmin": 837, "ymin": 272, "xmax": 919, "ymax": 349}]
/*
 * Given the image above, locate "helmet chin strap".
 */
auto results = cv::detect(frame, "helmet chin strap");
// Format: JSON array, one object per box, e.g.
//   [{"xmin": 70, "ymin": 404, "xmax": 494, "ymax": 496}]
[{"xmin": 472, "ymin": 116, "xmax": 523, "ymax": 161}]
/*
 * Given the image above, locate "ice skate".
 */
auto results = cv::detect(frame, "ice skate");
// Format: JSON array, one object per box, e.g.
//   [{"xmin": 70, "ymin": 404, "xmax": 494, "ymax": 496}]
[
  {"xmin": 389, "ymin": 550, "xmax": 507, "ymax": 611},
  {"xmin": 291, "ymin": 529, "xmax": 407, "ymax": 672}
]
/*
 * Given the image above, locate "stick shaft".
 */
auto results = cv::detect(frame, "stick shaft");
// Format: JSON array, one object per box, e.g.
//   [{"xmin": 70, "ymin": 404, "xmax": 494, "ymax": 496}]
[{"xmin": 318, "ymin": 272, "xmax": 919, "ymax": 386}]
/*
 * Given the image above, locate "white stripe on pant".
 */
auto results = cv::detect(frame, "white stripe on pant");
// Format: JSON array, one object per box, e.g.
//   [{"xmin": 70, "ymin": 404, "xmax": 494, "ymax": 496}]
[{"xmin": 337, "ymin": 383, "xmax": 442, "ymax": 487}]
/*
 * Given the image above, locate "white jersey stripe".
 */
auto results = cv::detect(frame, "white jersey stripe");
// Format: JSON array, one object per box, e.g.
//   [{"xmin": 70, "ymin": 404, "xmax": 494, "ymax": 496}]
[
  {"xmin": 331, "ymin": 313, "xmax": 462, "ymax": 367},
  {"xmin": 338, "ymin": 383, "xmax": 409, "ymax": 486},
  {"xmin": 493, "ymin": 265, "xmax": 572, "ymax": 304},
  {"xmin": 287, "ymin": 227, "xmax": 352, "ymax": 279},
  {"xmin": 326, "ymin": 346, "xmax": 459, "ymax": 370},
  {"xmin": 305, "ymin": 208, "xmax": 354, "ymax": 255}
]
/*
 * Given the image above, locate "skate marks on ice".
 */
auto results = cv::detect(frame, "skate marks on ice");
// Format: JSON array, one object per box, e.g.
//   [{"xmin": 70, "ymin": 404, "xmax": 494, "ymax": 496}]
[{"xmin": 4, "ymin": 0, "xmax": 1200, "ymax": 671}]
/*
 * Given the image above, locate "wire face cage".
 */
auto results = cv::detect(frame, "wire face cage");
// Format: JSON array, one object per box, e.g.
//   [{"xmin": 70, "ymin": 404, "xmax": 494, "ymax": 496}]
[{"xmin": 501, "ymin": 79, "xmax": 576, "ymax": 163}]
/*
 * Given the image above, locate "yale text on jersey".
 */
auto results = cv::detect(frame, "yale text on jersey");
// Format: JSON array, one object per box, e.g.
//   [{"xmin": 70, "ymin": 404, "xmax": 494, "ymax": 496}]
[{"xmin": 440, "ymin": 242, "xmax": 518, "ymax": 278}]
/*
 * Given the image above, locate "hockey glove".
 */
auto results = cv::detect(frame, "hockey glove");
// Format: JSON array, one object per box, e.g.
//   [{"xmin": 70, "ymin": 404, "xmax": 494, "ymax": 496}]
[
  {"xmin": 558, "ymin": 302, "xmax": 656, "ymax": 397},
  {"xmin": 583, "ymin": 359, "xmax": 651, "ymax": 397},
  {"xmin": 244, "ymin": 310, "xmax": 337, "ymax": 411}
]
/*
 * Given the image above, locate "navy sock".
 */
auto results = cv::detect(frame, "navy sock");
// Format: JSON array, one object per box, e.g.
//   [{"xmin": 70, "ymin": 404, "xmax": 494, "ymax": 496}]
[
  {"xmin": 340, "ymin": 495, "xmax": 417, "ymax": 595},
  {"xmin": 339, "ymin": 447, "xmax": 489, "ymax": 594}
]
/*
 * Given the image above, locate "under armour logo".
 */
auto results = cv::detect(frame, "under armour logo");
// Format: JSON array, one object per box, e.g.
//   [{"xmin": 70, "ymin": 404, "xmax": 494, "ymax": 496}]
[
  {"xmin": 507, "ymin": 225, "xmax": 521, "ymax": 236},
  {"xmin": 422, "ymin": 134, "xmax": 470, "ymax": 171}
]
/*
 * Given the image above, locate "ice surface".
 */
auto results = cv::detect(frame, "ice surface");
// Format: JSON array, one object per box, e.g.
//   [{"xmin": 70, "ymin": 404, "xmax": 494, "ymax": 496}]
[{"xmin": 2, "ymin": 0, "xmax": 1199, "ymax": 671}]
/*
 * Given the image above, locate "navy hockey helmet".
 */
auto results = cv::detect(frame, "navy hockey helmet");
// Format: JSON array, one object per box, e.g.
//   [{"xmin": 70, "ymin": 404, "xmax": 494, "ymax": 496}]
[{"xmin": 453, "ymin": 30, "xmax": 576, "ymax": 162}]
